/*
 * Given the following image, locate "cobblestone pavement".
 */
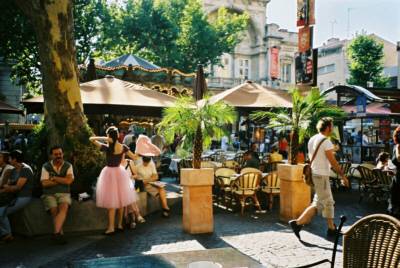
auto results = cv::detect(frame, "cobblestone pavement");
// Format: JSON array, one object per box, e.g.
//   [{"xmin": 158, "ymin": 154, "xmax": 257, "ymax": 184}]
[{"xmin": 0, "ymin": 183, "xmax": 386, "ymax": 268}]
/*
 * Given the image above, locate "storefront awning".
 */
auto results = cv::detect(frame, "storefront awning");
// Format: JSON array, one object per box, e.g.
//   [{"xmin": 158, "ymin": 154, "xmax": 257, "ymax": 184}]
[
  {"xmin": 22, "ymin": 77, "xmax": 177, "ymax": 115},
  {"xmin": 198, "ymin": 81, "xmax": 292, "ymax": 108}
]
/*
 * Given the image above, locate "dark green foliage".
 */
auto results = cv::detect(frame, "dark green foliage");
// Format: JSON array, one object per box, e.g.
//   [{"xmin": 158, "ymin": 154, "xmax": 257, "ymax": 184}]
[
  {"xmin": 347, "ymin": 35, "xmax": 389, "ymax": 88},
  {"xmin": 1, "ymin": 0, "xmax": 248, "ymax": 96},
  {"xmin": 0, "ymin": 0, "xmax": 104, "ymax": 96}
]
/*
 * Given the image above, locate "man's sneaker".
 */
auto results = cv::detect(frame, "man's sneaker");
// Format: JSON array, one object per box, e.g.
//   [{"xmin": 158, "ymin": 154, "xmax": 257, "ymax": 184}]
[{"xmin": 288, "ymin": 220, "xmax": 302, "ymax": 240}]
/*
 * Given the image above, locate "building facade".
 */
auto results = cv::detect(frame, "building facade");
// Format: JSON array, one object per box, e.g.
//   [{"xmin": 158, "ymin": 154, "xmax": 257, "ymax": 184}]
[
  {"xmin": 317, "ymin": 35, "xmax": 399, "ymax": 92},
  {"xmin": 203, "ymin": 0, "xmax": 298, "ymax": 90},
  {"xmin": 0, "ymin": 60, "xmax": 25, "ymax": 123}
]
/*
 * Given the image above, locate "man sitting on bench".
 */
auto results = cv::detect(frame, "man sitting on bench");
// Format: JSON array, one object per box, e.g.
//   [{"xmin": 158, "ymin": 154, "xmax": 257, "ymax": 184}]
[{"xmin": 41, "ymin": 146, "xmax": 74, "ymax": 244}]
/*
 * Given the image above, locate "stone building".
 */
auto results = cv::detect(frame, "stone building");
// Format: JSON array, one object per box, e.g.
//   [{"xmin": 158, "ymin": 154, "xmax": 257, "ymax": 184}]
[
  {"xmin": 203, "ymin": 0, "xmax": 298, "ymax": 90},
  {"xmin": 0, "ymin": 59, "xmax": 25, "ymax": 123},
  {"xmin": 317, "ymin": 34, "xmax": 398, "ymax": 92}
]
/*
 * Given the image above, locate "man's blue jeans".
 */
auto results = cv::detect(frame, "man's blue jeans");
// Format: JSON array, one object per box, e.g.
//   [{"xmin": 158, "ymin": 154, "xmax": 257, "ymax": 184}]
[{"xmin": 0, "ymin": 197, "xmax": 31, "ymax": 237}]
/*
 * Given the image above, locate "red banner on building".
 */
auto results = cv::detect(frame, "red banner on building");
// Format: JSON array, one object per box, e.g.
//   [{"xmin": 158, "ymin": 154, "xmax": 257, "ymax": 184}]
[
  {"xmin": 270, "ymin": 47, "xmax": 279, "ymax": 79},
  {"xmin": 298, "ymin": 26, "xmax": 313, "ymax": 52}
]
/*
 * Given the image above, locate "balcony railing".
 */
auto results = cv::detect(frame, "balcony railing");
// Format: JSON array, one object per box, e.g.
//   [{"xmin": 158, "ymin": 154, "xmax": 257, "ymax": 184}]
[{"xmin": 207, "ymin": 77, "xmax": 245, "ymax": 89}]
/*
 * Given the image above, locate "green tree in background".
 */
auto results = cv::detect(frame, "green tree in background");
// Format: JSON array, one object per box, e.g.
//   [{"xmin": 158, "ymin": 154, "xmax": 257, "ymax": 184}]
[
  {"xmin": 1, "ymin": 0, "xmax": 248, "ymax": 95},
  {"xmin": 347, "ymin": 35, "xmax": 389, "ymax": 88},
  {"xmin": 0, "ymin": 0, "xmax": 105, "ymax": 96},
  {"xmin": 96, "ymin": 0, "xmax": 249, "ymax": 73}
]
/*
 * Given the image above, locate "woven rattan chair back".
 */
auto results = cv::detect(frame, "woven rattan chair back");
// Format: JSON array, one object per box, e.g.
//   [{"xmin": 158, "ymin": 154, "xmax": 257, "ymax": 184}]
[
  {"xmin": 240, "ymin": 167, "xmax": 262, "ymax": 174},
  {"xmin": 341, "ymin": 162, "xmax": 352, "ymax": 176},
  {"xmin": 357, "ymin": 165, "xmax": 376, "ymax": 185},
  {"xmin": 234, "ymin": 153, "xmax": 245, "ymax": 166},
  {"xmin": 372, "ymin": 169, "xmax": 393, "ymax": 186},
  {"xmin": 263, "ymin": 172, "xmax": 280, "ymax": 190},
  {"xmin": 343, "ymin": 214, "xmax": 400, "ymax": 268},
  {"xmin": 235, "ymin": 172, "xmax": 261, "ymax": 192}
]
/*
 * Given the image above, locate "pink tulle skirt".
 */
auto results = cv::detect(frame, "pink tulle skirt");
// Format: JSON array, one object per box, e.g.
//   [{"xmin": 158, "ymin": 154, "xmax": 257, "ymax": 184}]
[{"xmin": 96, "ymin": 166, "xmax": 138, "ymax": 209}]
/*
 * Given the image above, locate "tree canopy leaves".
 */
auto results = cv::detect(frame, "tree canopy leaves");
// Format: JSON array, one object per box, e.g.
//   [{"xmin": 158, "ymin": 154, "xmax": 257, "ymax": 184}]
[
  {"xmin": 347, "ymin": 35, "xmax": 389, "ymax": 88},
  {"xmin": 1, "ymin": 0, "xmax": 249, "ymax": 95}
]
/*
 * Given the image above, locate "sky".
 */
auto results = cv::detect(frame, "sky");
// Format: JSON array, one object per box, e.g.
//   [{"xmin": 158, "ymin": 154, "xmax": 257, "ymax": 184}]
[{"xmin": 267, "ymin": 0, "xmax": 400, "ymax": 46}]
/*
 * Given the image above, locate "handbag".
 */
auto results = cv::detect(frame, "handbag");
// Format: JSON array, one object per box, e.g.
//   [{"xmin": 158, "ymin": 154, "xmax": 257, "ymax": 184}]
[{"xmin": 303, "ymin": 138, "xmax": 327, "ymax": 186}]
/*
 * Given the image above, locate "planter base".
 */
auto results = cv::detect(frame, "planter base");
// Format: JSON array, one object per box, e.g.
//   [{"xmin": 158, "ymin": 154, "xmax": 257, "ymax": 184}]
[
  {"xmin": 278, "ymin": 164, "xmax": 311, "ymax": 222},
  {"xmin": 181, "ymin": 168, "xmax": 214, "ymax": 234}
]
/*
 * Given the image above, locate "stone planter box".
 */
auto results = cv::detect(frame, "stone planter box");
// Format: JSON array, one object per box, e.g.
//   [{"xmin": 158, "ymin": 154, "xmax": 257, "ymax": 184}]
[
  {"xmin": 181, "ymin": 168, "xmax": 214, "ymax": 234},
  {"xmin": 278, "ymin": 164, "xmax": 311, "ymax": 222}
]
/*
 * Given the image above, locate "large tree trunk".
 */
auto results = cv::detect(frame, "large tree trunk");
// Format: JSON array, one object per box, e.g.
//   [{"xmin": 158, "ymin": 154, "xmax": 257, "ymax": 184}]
[
  {"xmin": 192, "ymin": 124, "xmax": 203, "ymax": 169},
  {"xmin": 15, "ymin": 0, "xmax": 102, "ymax": 193},
  {"xmin": 15, "ymin": 0, "xmax": 84, "ymax": 142}
]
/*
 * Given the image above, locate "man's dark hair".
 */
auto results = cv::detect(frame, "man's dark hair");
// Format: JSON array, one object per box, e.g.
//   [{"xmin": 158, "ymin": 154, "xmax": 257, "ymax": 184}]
[
  {"xmin": 142, "ymin": 156, "xmax": 151, "ymax": 163},
  {"xmin": 49, "ymin": 145, "xmax": 63, "ymax": 154},
  {"xmin": 271, "ymin": 146, "xmax": 278, "ymax": 152},
  {"xmin": 377, "ymin": 152, "xmax": 390, "ymax": 164},
  {"xmin": 10, "ymin": 150, "xmax": 23, "ymax": 163},
  {"xmin": 316, "ymin": 117, "xmax": 333, "ymax": 132}
]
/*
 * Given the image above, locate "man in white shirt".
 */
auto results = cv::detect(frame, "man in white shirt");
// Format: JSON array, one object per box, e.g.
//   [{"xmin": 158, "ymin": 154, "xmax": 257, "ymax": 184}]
[
  {"xmin": 289, "ymin": 117, "xmax": 349, "ymax": 240},
  {"xmin": 136, "ymin": 156, "xmax": 170, "ymax": 217}
]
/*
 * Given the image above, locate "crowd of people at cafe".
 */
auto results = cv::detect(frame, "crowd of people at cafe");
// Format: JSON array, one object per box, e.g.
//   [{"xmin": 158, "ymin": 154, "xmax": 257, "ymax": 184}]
[{"xmin": 0, "ymin": 123, "xmax": 399, "ymax": 245}]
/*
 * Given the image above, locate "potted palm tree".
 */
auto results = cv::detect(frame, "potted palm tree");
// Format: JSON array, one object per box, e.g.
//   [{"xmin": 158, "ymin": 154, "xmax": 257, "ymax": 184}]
[
  {"xmin": 251, "ymin": 88, "xmax": 345, "ymax": 221},
  {"xmin": 157, "ymin": 95, "xmax": 236, "ymax": 233}
]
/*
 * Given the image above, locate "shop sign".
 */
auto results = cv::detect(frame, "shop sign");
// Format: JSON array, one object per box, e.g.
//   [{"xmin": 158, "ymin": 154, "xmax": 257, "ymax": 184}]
[
  {"xmin": 298, "ymin": 26, "xmax": 313, "ymax": 52},
  {"xmin": 379, "ymin": 119, "xmax": 391, "ymax": 142},
  {"xmin": 295, "ymin": 48, "xmax": 318, "ymax": 85},
  {"xmin": 356, "ymin": 95, "xmax": 366, "ymax": 113},
  {"xmin": 297, "ymin": 0, "xmax": 315, "ymax": 26}
]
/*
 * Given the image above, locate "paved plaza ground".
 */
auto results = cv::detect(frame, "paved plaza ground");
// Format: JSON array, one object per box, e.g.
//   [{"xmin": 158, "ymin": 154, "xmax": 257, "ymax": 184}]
[{"xmin": 0, "ymin": 180, "xmax": 386, "ymax": 268}]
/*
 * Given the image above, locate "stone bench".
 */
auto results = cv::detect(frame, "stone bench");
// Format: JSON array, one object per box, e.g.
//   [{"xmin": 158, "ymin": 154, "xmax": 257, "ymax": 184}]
[{"xmin": 9, "ymin": 190, "xmax": 179, "ymax": 237}]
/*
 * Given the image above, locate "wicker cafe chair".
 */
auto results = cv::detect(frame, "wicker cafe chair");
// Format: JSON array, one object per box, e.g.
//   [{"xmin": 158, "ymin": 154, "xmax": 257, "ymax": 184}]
[
  {"xmin": 240, "ymin": 167, "xmax": 262, "ymax": 174},
  {"xmin": 295, "ymin": 214, "xmax": 400, "ymax": 268},
  {"xmin": 231, "ymin": 172, "xmax": 262, "ymax": 215},
  {"xmin": 357, "ymin": 165, "xmax": 378, "ymax": 202},
  {"xmin": 342, "ymin": 214, "xmax": 400, "ymax": 268},
  {"xmin": 214, "ymin": 168, "xmax": 237, "ymax": 207},
  {"xmin": 372, "ymin": 168, "xmax": 393, "ymax": 202},
  {"xmin": 331, "ymin": 162, "xmax": 352, "ymax": 190},
  {"xmin": 234, "ymin": 153, "xmax": 245, "ymax": 167},
  {"xmin": 261, "ymin": 172, "xmax": 280, "ymax": 210}
]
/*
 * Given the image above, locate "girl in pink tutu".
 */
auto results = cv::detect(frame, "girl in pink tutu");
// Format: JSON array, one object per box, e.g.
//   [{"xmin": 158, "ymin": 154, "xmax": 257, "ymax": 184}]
[{"xmin": 89, "ymin": 127, "xmax": 160, "ymax": 235}]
